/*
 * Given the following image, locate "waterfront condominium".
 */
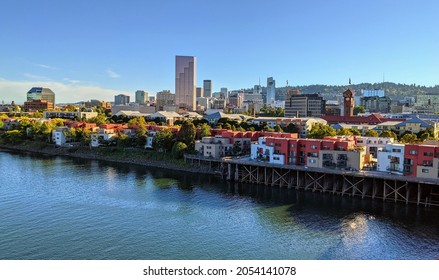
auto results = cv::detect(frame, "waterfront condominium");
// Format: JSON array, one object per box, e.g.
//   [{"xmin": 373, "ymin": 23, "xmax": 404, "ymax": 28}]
[{"xmin": 175, "ymin": 55, "xmax": 196, "ymax": 111}]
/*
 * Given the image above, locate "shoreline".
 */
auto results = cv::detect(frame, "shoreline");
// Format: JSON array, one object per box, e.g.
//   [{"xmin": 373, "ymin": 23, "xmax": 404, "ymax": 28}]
[{"xmin": 0, "ymin": 142, "xmax": 217, "ymax": 175}]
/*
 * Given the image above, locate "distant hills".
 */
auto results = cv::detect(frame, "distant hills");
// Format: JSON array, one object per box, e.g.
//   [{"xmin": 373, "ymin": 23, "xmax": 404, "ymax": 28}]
[
  {"xmin": 282, "ymin": 82, "xmax": 439, "ymax": 97},
  {"xmin": 260, "ymin": 82, "xmax": 439, "ymax": 101}
]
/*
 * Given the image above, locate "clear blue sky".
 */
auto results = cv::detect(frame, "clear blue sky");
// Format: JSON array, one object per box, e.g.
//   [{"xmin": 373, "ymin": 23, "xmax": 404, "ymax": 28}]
[{"xmin": 1, "ymin": 0, "xmax": 438, "ymax": 103}]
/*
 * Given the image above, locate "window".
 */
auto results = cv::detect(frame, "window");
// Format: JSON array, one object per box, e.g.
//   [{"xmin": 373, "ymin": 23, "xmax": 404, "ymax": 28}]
[
  {"xmin": 291, "ymin": 144, "xmax": 295, "ymax": 148},
  {"xmin": 311, "ymin": 145, "xmax": 318, "ymax": 149},
  {"xmin": 409, "ymin": 150, "xmax": 418, "ymax": 155},
  {"xmin": 422, "ymin": 169, "xmax": 429, "ymax": 173},
  {"xmin": 309, "ymin": 159, "xmax": 316, "ymax": 164},
  {"xmin": 424, "ymin": 152, "xmax": 434, "ymax": 156},
  {"xmin": 392, "ymin": 149, "xmax": 401, "ymax": 153},
  {"xmin": 273, "ymin": 156, "xmax": 280, "ymax": 160},
  {"xmin": 275, "ymin": 143, "xmax": 281, "ymax": 147}
]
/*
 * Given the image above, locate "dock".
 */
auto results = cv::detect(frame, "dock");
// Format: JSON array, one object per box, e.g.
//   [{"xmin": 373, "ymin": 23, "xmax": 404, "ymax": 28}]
[{"xmin": 185, "ymin": 154, "xmax": 439, "ymax": 207}]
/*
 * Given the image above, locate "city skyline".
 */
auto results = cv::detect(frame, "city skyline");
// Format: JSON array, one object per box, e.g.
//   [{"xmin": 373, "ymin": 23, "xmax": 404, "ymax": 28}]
[{"xmin": 1, "ymin": 0, "xmax": 438, "ymax": 103}]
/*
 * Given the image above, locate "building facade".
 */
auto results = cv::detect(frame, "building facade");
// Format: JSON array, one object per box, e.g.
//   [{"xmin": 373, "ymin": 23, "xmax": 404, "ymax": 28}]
[
  {"xmin": 284, "ymin": 94, "xmax": 325, "ymax": 118},
  {"xmin": 266, "ymin": 77, "xmax": 275, "ymax": 105},
  {"xmin": 135, "ymin": 90, "xmax": 149, "ymax": 104},
  {"xmin": 156, "ymin": 90, "xmax": 175, "ymax": 111},
  {"xmin": 23, "ymin": 99, "xmax": 54, "ymax": 112},
  {"xmin": 343, "ymin": 89, "xmax": 354, "ymax": 117},
  {"xmin": 27, "ymin": 87, "xmax": 55, "ymax": 105},
  {"xmin": 114, "ymin": 94, "xmax": 130, "ymax": 105},
  {"xmin": 196, "ymin": 87, "xmax": 203, "ymax": 98},
  {"xmin": 203, "ymin": 80, "xmax": 212, "ymax": 98},
  {"xmin": 175, "ymin": 56, "xmax": 196, "ymax": 111},
  {"xmin": 360, "ymin": 96, "xmax": 391, "ymax": 113}
]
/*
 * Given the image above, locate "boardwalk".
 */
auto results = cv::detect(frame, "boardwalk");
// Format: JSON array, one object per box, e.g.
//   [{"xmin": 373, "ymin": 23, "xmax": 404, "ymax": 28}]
[{"xmin": 185, "ymin": 154, "xmax": 439, "ymax": 207}]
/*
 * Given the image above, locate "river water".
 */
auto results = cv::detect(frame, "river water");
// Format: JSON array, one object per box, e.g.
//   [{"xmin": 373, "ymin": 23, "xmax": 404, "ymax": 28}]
[{"xmin": 0, "ymin": 150, "xmax": 438, "ymax": 260}]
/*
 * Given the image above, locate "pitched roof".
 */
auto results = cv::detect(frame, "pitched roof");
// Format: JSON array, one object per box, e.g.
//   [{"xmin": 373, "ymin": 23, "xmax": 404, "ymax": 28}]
[
  {"xmin": 395, "ymin": 116, "xmax": 435, "ymax": 128},
  {"xmin": 322, "ymin": 113, "xmax": 403, "ymax": 125}
]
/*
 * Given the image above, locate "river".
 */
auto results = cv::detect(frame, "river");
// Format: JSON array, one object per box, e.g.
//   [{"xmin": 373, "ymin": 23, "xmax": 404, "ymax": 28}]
[{"xmin": 0, "ymin": 150, "xmax": 438, "ymax": 260}]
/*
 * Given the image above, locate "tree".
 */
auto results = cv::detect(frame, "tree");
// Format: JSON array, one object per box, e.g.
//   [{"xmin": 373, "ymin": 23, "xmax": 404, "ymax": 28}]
[
  {"xmin": 87, "ymin": 114, "xmax": 107, "ymax": 125},
  {"xmin": 274, "ymin": 125, "xmax": 283, "ymax": 132},
  {"xmin": 64, "ymin": 104, "xmax": 76, "ymax": 112},
  {"xmin": 400, "ymin": 133, "xmax": 418, "ymax": 144},
  {"xmin": 349, "ymin": 128, "xmax": 361, "ymax": 136},
  {"xmin": 336, "ymin": 127, "xmax": 353, "ymax": 136},
  {"xmin": 152, "ymin": 129, "xmax": 175, "ymax": 152},
  {"xmin": 379, "ymin": 130, "xmax": 397, "ymax": 139},
  {"xmin": 117, "ymin": 134, "xmax": 131, "ymax": 148},
  {"xmin": 284, "ymin": 123, "xmax": 300, "ymax": 133},
  {"xmin": 262, "ymin": 125, "xmax": 274, "ymax": 132},
  {"xmin": 353, "ymin": 106, "xmax": 366, "ymax": 115},
  {"xmin": 171, "ymin": 141, "xmax": 187, "ymax": 159},
  {"xmin": 1, "ymin": 130, "xmax": 23, "ymax": 144},
  {"xmin": 307, "ymin": 123, "xmax": 336, "ymax": 139},
  {"xmin": 0, "ymin": 119, "xmax": 3, "ymax": 129},
  {"xmin": 177, "ymin": 120, "xmax": 196, "ymax": 146},
  {"xmin": 364, "ymin": 130, "xmax": 378, "ymax": 137},
  {"xmin": 199, "ymin": 123, "xmax": 211, "ymax": 138}
]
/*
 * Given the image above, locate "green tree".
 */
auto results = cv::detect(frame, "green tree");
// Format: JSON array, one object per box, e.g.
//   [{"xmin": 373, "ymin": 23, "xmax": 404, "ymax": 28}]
[
  {"xmin": 1, "ymin": 130, "xmax": 23, "ymax": 144},
  {"xmin": 379, "ymin": 130, "xmax": 397, "ymax": 139},
  {"xmin": 199, "ymin": 123, "xmax": 211, "ymax": 138},
  {"xmin": 400, "ymin": 133, "xmax": 418, "ymax": 144},
  {"xmin": 262, "ymin": 125, "xmax": 274, "ymax": 132},
  {"xmin": 0, "ymin": 119, "xmax": 3, "ymax": 129},
  {"xmin": 349, "ymin": 128, "xmax": 361, "ymax": 136},
  {"xmin": 152, "ymin": 129, "xmax": 175, "ymax": 152},
  {"xmin": 353, "ymin": 106, "xmax": 366, "ymax": 115},
  {"xmin": 171, "ymin": 141, "xmax": 187, "ymax": 159},
  {"xmin": 64, "ymin": 104, "xmax": 76, "ymax": 112},
  {"xmin": 336, "ymin": 127, "xmax": 353, "ymax": 136},
  {"xmin": 307, "ymin": 123, "xmax": 336, "ymax": 139},
  {"xmin": 364, "ymin": 130, "xmax": 379, "ymax": 137},
  {"xmin": 87, "ymin": 114, "xmax": 108, "ymax": 125},
  {"xmin": 177, "ymin": 120, "xmax": 196, "ymax": 146},
  {"xmin": 274, "ymin": 125, "xmax": 283, "ymax": 132},
  {"xmin": 117, "ymin": 134, "xmax": 131, "ymax": 148},
  {"xmin": 284, "ymin": 123, "xmax": 300, "ymax": 133}
]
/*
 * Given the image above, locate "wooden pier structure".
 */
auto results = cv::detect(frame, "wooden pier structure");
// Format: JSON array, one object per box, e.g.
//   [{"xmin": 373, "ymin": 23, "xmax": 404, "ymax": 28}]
[{"xmin": 185, "ymin": 155, "xmax": 439, "ymax": 207}]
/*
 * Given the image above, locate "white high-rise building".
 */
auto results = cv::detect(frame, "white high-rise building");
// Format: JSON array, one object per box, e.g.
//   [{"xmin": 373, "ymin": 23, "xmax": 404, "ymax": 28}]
[
  {"xmin": 175, "ymin": 55, "xmax": 196, "ymax": 111},
  {"xmin": 267, "ymin": 77, "xmax": 275, "ymax": 105}
]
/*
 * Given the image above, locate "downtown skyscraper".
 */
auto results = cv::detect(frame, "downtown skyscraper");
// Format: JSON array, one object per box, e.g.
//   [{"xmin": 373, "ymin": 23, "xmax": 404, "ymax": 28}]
[{"xmin": 175, "ymin": 55, "xmax": 196, "ymax": 111}]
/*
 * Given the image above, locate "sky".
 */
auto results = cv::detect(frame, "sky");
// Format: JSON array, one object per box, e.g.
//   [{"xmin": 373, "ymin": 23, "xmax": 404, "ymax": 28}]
[{"xmin": 1, "ymin": 0, "xmax": 438, "ymax": 103}]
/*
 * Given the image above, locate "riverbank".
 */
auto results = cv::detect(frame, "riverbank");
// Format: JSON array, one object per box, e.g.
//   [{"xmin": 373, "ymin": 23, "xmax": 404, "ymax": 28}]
[{"xmin": 0, "ymin": 141, "xmax": 216, "ymax": 175}]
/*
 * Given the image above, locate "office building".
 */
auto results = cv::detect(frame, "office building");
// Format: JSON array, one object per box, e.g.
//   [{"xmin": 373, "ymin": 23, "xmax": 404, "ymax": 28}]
[
  {"xmin": 285, "ymin": 93, "xmax": 325, "ymax": 118},
  {"xmin": 360, "ymin": 96, "xmax": 391, "ymax": 113},
  {"xmin": 175, "ymin": 56, "xmax": 196, "ymax": 111},
  {"xmin": 135, "ymin": 90, "xmax": 149, "ymax": 104},
  {"xmin": 23, "ymin": 99, "xmax": 54, "ymax": 112},
  {"xmin": 196, "ymin": 87, "xmax": 203, "ymax": 98},
  {"xmin": 156, "ymin": 90, "xmax": 175, "ymax": 111},
  {"xmin": 220, "ymin": 88, "xmax": 228, "ymax": 99},
  {"xmin": 114, "ymin": 94, "xmax": 130, "ymax": 105},
  {"xmin": 266, "ymin": 77, "xmax": 275, "ymax": 105},
  {"xmin": 203, "ymin": 80, "xmax": 212, "ymax": 98},
  {"xmin": 27, "ymin": 87, "xmax": 55, "ymax": 105}
]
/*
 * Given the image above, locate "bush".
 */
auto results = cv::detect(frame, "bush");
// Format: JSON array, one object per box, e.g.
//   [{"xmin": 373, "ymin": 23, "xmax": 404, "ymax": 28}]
[{"xmin": 171, "ymin": 141, "xmax": 187, "ymax": 159}]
